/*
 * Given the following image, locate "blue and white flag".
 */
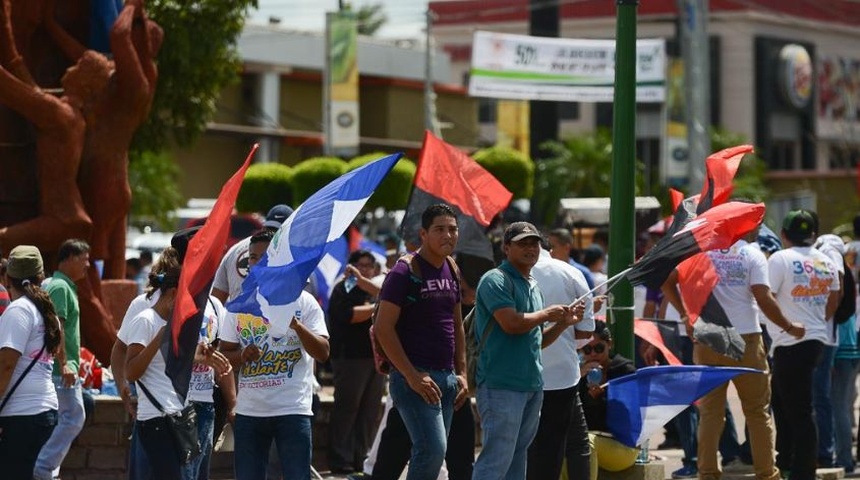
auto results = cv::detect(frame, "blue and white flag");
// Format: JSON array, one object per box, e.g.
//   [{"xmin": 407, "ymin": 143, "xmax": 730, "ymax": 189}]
[
  {"xmin": 227, "ymin": 153, "xmax": 402, "ymax": 320},
  {"xmin": 359, "ymin": 237, "xmax": 388, "ymax": 267},
  {"xmin": 607, "ymin": 365, "xmax": 761, "ymax": 447},
  {"xmin": 312, "ymin": 235, "xmax": 349, "ymax": 313}
]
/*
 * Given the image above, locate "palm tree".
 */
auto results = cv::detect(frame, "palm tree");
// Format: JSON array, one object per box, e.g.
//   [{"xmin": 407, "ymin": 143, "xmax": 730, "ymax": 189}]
[{"xmin": 348, "ymin": 3, "xmax": 387, "ymax": 36}]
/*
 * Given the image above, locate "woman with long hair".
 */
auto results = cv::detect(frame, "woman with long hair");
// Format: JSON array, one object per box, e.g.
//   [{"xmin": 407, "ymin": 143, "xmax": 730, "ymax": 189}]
[
  {"xmin": 0, "ymin": 245, "xmax": 64, "ymax": 477},
  {"xmin": 124, "ymin": 254, "xmax": 187, "ymax": 479}
]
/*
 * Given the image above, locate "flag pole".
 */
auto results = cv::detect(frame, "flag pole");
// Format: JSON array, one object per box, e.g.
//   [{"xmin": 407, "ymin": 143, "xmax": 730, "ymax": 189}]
[
  {"xmin": 608, "ymin": 0, "xmax": 639, "ymax": 359},
  {"xmin": 397, "ymin": 132, "xmax": 429, "ymax": 246},
  {"xmin": 568, "ymin": 267, "xmax": 632, "ymax": 308}
]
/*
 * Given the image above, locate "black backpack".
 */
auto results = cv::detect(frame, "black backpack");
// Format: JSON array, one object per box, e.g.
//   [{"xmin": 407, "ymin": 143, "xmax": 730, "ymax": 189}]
[{"xmin": 833, "ymin": 258, "xmax": 856, "ymax": 325}]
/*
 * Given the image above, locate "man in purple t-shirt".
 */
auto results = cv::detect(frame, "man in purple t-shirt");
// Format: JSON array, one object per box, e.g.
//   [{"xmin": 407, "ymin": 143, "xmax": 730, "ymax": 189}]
[{"xmin": 375, "ymin": 204, "xmax": 468, "ymax": 480}]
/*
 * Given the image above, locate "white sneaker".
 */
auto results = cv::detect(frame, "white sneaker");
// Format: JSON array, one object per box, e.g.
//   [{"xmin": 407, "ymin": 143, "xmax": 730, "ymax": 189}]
[{"xmin": 722, "ymin": 458, "xmax": 752, "ymax": 473}]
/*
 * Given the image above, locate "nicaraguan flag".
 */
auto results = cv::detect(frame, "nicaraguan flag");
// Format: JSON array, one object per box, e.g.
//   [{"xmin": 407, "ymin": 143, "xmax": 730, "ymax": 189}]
[
  {"xmin": 227, "ymin": 153, "xmax": 402, "ymax": 319},
  {"xmin": 607, "ymin": 365, "xmax": 760, "ymax": 448},
  {"xmin": 359, "ymin": 237, "xmax": 388, "ymax": 267},
  {"xmin": 312, "ymin": 235, "xmax": 349, "ymax": 313}
]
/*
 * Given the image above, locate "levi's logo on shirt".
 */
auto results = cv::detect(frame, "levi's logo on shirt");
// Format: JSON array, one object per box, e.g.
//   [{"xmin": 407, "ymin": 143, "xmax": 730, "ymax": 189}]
[{"xmin": 420, "ymin": 278, "xmax": 457, "ymax": 300}]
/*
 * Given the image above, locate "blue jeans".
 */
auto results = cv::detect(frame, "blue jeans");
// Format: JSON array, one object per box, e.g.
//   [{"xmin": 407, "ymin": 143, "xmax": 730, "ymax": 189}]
[
  {"xmin": 233, "ymin": 413, "xmax": 312, "ymax": 480},
  {"xmin": 814, "ymin": 344, "xmax": 837, "ymax": 465},
  {"xmin": 0, "ymin": 410, "xmax": 57, "ymax": 479},
  {"xmin": 389, "ymin": 368, "xmax": 457, "ymax": 480},
  {"xmin": 832, "ymin": 357, "xmax": 860, "ymax": 471},
  {"xmin": 129, "ymin": 421, "xmax": 153, "ymax": 480},
  {"xmin": 473, "ymin": 386, "xmax": 543, "ymax": 480},
  {"xmin": 34, "ymin": 378, "xmax": 86, "ymax": 480},
  {"xmin": 183, "ymin": 402, "xmax": 215, "ymax": 480}
]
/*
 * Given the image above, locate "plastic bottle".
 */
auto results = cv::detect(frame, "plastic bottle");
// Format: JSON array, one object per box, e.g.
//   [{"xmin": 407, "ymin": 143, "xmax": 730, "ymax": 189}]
[
  {"xmin": 344, "ymin": 275, "xmax": 357, "ymax": 293},
  {"xmin": 636, "ymin": 439, "xmax": 650, "ymax": 464}
]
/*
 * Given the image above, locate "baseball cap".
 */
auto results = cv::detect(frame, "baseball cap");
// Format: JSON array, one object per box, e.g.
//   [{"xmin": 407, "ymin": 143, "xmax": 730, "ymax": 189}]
[
  {"xmin": 504, "ymin": 222, "xmax": 542, "ymax": 243},
  {"xmin": 171, "ymin": 226, "xmax": 202, "ymax": 263},
  {"xmin": 7, "ymin": 245, "xmax": 44, "ymax": 279},
  {"xmin": 781, "ymin": 209, "xmax": 817, "ymax": 246},
  {"xmin": 263, "ymin": 204, "xmax": 294, "ymax": 230}
]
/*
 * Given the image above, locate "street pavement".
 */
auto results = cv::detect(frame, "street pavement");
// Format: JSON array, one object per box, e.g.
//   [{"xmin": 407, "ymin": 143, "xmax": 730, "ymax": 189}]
[{"xmin": 227, "ymin": 380, "xmax": 860, "ymax": 480}]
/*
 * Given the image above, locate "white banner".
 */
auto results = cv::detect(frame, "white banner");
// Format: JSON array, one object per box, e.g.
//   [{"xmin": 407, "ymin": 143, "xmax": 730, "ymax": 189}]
[{"xmin": 469, "ymin": 31, "xmax": 666, "ymax": 103}]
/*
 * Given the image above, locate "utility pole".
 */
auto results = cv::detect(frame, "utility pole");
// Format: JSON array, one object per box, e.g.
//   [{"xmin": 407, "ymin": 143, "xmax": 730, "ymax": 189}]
[
  {"xmin": 528, "ymin": 0, "xmax": 559, "ymax": 223},
  {"xmin": 678, "ymin": 0, "xmax": 710, "ymax": 193},
  {"xmin": 608, "ymin": 0, "xmax": 638, "ymax": 360},
  {"xmin": 424, "ymin": 10, "xmax": 442, "ymax": 137}
]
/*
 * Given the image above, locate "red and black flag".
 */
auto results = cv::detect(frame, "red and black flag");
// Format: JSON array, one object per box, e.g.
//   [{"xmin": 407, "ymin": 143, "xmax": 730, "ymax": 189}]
[
  {"xmin": 696, "ymin": 145, "xmax": 748, "ymax": 214},
  {"xmin": 626, "ymin": 146, "xmax": 756, "ymax": 358},
  {"xmin": 663, "ymin": 145, "xmax": 751, "ymax": 239},
  {"xmin": 163, "ymin": 145, "xmax": 257, "ymax": 401},
  {"xmin": 626, "ymin": 201, "xmax": 765, "ymax": 290},
  {"xmin": 401, "ymin": 131, "xmax": 513, "ymax": 261}
]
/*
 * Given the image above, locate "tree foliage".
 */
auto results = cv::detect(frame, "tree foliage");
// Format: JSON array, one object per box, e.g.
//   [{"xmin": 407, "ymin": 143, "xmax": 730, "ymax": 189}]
[
  {"xmin": 290, "ymin": 157, "xmax": 348, "ymax": 205},
  {"xmin": 236, "ymin": 163, "xmax": 294, "ymax": 214},
  {"xmin": 128, "ymin": 150, "xmax": 183, "ymax": 230},
  {"xmin": 473, "ymin": 146, "xmax": 534, "ymax": 200},
  {"xmin": 347, "ymin": 3, "xmax": 388, "ymax": 36},
  {"xmin": 346, "ymin": 153, "xmax": 415, "ymax": 210},
  {"xmin": 131, "ymin": 0, "xmax": 258, "ymax": 154},
  {"xmin": 532, "ymin": 129, "xmax": 645, "ymax": 227}
]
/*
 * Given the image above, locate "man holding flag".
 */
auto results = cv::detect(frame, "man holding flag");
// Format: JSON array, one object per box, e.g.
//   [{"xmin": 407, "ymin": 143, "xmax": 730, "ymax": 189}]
[
  {"xmin": 663, "ymin": 215, "xmax": 805, "ymax": 480},
  {"xmin": 219, "ymin": 229, "xmax": 330, "ymax": 479},
  {"xmin": 472, "ymin": 222, "xmax": 581, "ymax": 479}
]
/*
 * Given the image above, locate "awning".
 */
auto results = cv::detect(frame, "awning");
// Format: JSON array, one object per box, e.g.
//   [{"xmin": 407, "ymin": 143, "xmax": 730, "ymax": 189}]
[{"xmin": 559, "ymin": 196, "xmax": 662, "ymax": 226}]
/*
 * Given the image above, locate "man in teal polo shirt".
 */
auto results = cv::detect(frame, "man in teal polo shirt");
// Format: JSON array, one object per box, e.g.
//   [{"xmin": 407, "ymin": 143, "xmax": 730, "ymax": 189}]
[
  {"xmin": 34, "ymin": 239, "xmax": 90, "ymax": 480},
  {"xmin": 472, "ymin": 222, "xmax": 582, "ymax": 479}
]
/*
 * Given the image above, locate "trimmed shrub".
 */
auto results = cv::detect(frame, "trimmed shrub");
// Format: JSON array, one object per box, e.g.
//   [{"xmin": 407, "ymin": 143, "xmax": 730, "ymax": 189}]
[
  {"xmin": 473, "ymin": 146, "xmax": 534, "ymax": 199},
  {"xmin": 236, "ymin": 162, "xmax": 294, "ymax": 214},
  {"xmin": 291, "ymin": 157, "xmax": 348, "ymax": 204},
  {"xmin": 347, "ymin": 152, "xmax": 416, "ymax": 210}
]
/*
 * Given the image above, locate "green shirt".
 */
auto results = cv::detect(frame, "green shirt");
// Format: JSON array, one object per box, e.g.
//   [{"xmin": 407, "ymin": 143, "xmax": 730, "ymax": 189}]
[
  {"xmin": 474, "ymin": 260, "xmax": 545, "ymax": 392},
  {"xmin": 46, "ymin": 271, "xmax": 81, "ymax": 377}
]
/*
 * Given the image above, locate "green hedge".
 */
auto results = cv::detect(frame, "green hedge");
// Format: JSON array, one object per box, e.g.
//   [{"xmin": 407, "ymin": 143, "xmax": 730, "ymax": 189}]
[
  {"xmin": 290, "ymin": 157, "xmax": 348, "ymax": 205},
  {"xmin": 347, "ymin": 152, "xmax": 416, "ymax": 210},
  {"xmin": 473, "ymin": 146, "xmax": 534, "ymax": 199},
  {"xmin": 236, "ymin": 163, "xmax": 294, "ymax": 214}
]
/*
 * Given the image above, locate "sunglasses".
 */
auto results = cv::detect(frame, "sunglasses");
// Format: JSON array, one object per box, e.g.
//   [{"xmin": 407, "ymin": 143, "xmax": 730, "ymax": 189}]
[{"xmin": 582, "ymin": 343, "xmax": 607, "ymax": 355}]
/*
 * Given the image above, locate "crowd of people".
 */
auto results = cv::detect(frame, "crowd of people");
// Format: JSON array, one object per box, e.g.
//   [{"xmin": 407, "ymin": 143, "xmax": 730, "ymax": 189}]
[{"xmin": 1, "ymin": 202, "xmax": 859, "ymax": 480}]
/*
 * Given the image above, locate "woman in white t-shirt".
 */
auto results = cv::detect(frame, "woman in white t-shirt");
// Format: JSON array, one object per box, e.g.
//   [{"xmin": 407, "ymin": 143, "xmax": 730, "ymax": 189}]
[
  {"xmin": 0, "ymin": 245, "xmax": 64, "ymax": 478},
  {"xmin": 124, "ymin": 257, "xmax": 187, "ymax": 480}
]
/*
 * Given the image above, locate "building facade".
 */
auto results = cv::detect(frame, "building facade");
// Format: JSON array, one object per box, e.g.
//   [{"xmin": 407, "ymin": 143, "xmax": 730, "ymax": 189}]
[
  {"xmin": 175, "ymin": 23, "xmax": 478, "ymax": 200},
  {"xmin": 429, "ymin": 0, "xmax": 860, "ymax": 230}
]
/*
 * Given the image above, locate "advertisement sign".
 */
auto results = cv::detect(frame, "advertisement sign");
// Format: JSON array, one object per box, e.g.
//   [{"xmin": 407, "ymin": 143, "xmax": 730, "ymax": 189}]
[
  {"xmin": 818, "ymin": 56, "xmax": 860, "ymax": 140},
  {"xmin": 325, "ymin": 11, "xmax": 360, "ymax": 154},
  {"xmin": 469, "ymin": 31, "xmax": 666, "ymax": 103},
  {"xmin": 496, "ymin": 100, "xmax": 530, "ymax": 157},
  {"xmin": 819, "ymin": 56, "xmax": 860, "ymax": 124},
  {"xmin": 778, "ymin": 44, "xmax": 813, "ymax": 110},
  {"xmin": 664, "ymin": 58, "xmax": 689, "ymax": 187}
]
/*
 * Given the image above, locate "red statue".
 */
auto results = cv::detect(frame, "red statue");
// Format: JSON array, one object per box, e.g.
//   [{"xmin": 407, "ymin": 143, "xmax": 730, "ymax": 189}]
[{"xmin": 0, "ymin": 0, "xmax": 161, "ymax": 365}]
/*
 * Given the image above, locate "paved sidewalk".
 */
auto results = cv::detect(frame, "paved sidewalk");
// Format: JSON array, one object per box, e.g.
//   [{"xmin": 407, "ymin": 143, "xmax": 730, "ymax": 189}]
[{"xmin": 226, "ymin": 380, "xmax": 860, "ymax": 480}]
